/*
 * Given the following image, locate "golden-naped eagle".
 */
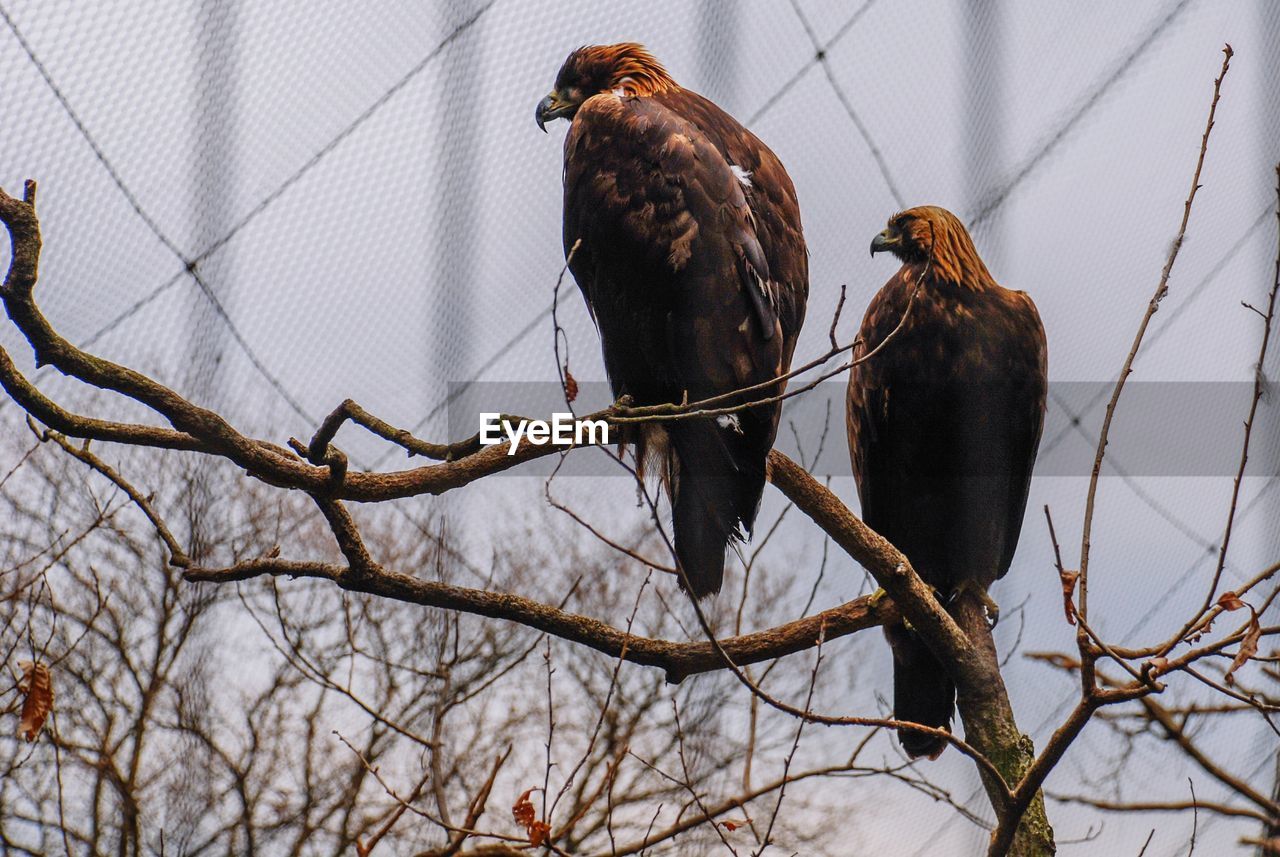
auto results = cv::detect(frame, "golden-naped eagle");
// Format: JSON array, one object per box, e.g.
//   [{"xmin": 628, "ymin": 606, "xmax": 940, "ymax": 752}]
[
  {"xmin": 848, "ymin": 206, "xmax": 1047, "ymax": 758},
  {"xmin": 537, "ymin": 44, "xmax": 808, "ymax": 597}
]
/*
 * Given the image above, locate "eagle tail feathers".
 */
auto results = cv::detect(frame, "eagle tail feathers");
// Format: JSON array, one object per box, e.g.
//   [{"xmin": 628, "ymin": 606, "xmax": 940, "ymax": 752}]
[
  {"xmin": 665, "ymin": 417, "xmax": 769, "ymax": 598},
  {"xmin": 672, "ymin": 489, "xmax": 730, "ymax": 597},
  {"xmin": 887, "ymin": 624, "xmax": 955, "ymax": 760}
]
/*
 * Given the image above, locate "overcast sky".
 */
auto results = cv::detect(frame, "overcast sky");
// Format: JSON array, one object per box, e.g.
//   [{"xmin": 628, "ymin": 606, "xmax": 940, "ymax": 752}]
[{"xmin": 1, "ymin": 1, "xmax": 1278, "ymax": 853}]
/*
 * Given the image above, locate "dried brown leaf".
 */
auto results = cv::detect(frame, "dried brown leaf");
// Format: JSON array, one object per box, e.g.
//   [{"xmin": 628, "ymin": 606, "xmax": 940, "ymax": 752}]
[
  {"xmin": 512, "ymin": 787, "xmax": 550, "ymax": 845},
  {"xmin": 1146, "ymin": 657, "xmax": 1169, "ymax": 678},
  {"xmin": 1225, "ymin": 607, "xmax": 1261, "ymax": 686},
  {"xmin": 1218, "ymin": 591, "xmax": 1246, "ymax": 611},
  {"xmin": 17, "ymin": 661, "xmax": 53, "ymax": 741},
  {"xmin": 1185, "ymin": 619, "xmax": 1213, "ymax": 644},
  {"xmin": 512, "ymin": 787, "xmax": 536, "ymax": 828},
  {"xmin": 1059, "ymin": 569, "xmax": 1080, "ymax": 626},
  {"xmin": 563, "ymin": 368, "xmax": 578, "ymax": 404},
  {"xmin": 720, "ymin": 817, "xmax": 752, "ymax": 832}
]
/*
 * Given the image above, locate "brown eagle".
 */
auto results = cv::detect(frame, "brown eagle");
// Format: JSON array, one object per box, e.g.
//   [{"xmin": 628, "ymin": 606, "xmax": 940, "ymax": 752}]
[
  {"xmin": 536, "ymin": 44, "xmax": 808, "ymax": 597},
  {"xmin": 847, "ymin": 206, "xmax": 1047, "ymax": 758}
]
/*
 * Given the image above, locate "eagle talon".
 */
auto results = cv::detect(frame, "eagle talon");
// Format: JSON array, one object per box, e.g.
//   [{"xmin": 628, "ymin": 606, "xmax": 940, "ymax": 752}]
[{"xmin": 952, "ymin": 581, "xmax": 1000, "ymax": 629}]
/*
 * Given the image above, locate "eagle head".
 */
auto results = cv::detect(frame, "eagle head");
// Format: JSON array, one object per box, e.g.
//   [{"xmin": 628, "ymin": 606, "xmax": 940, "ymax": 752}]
[
  {"xmin": 870, "ymin": 206, "xmax": 996, "ymax": 290},
  {"xmin": 536, "ymin": 43, "xmax": 677, "ymax": 131}
]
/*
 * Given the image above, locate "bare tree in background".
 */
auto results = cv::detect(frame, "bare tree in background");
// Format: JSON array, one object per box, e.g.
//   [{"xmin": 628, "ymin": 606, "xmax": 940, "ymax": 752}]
[
  {"xmin": 1, "ymin": 45, "xmax": 1277, "ymax": 857},
  {"xmin": 1, "ymin": 440, "xmax": 851, "ymax": 855}
]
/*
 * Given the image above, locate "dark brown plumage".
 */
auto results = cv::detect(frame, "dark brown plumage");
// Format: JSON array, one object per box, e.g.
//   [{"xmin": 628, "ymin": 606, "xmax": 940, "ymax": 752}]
[
  {"xmin": 848, "ymin": 206, "xmax": 1047, "ymax": 758},
  {"xmin": 537, "ymin": 44, "xmax": 808, "ymax": 597}
]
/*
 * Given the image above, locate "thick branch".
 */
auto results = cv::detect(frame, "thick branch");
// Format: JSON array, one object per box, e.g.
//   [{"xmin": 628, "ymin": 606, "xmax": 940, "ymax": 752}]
[
  {"xmin": 0, "ymin": 183, "xmax": 610, "ymax": 502},
  {"xmin": 308, "ymin": 398, "xmax": 488, "ymax": 463},
  {"xmin": 766, "ymin": 452, "xmax": 1057, "ymax": 851},
  {"xmin": 765, "ymin": 451, "xmax": 979, "ymax": 684},
  {"xmin": 183, "ymin": 559, "xmax": 894, "ymax": 684},
  {"xmin": 0, "ymin": 349, "xmax": 203, "ymax": 452}
]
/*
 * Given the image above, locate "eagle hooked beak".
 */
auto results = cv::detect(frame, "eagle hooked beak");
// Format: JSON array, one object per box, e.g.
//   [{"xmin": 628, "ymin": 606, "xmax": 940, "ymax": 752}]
[
  {"xmin": 870, "ymin": 229, "xmax": 900, "ymax": 258},
  {"xmin": 535, "ymin": 92, "xmax": 575, "ymax": 132}
]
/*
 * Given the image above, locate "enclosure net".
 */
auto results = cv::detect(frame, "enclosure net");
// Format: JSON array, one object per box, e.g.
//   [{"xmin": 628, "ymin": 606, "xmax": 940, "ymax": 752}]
[{"xmin": 1, "ymin": 1, "xmax": 1277, "ymax": 854}]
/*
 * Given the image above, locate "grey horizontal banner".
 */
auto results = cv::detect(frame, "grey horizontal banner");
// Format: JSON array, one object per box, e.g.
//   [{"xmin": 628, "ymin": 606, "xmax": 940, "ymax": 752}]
[{"xmin": 445, "ymin": 381, "xmax": 1279, "ymax": 478}]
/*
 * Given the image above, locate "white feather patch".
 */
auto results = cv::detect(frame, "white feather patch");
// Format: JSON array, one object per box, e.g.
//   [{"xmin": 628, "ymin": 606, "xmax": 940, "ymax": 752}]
[
  {"xmin": 730, "ymin": 165, "xmax": 753, "ymax": 188},
  {"xmin": 754, "ymin": 271, "xmax": 773, "ymax": 303},
  {"xmin": 717, "ymin": 414, "xmax": 743, "ymax": 433}
]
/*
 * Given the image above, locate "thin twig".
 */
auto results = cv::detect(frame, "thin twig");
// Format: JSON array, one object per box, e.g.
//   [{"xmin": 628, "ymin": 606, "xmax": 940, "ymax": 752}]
[
  {"xmin": 31, "ymin": 420, "xmax": 190, "ymax": 567},
  {"xmin": 553, "ymin": 239, "xmax": 583, "ymax": 414},
  {"xmin": 1174, "ymin": 160, "xmax": 1280, "ymax": 647},
  {"xmin": 1078, "ymin": 43, "xmax": 1233, "ymax": 622}
]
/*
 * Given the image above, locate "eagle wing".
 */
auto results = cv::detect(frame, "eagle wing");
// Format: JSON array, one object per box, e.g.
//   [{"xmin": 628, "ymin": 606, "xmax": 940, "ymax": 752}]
[
  {"xmin": 995, "ymin": 291, "xmax": 1048, "ymax": 578},
  {"xmin": 561, "ymin": 88, "xmax": 807, "ymax": 595},
  {"xmin": 563, "ymin": 90, "xmax": 805, "ymax": 389},
  {"xmin": 657, "ymin": 89, "xmax": 809, "ymax": 351},
  {"xmin": 846, "ymin": 272, "xmax": 1046, "ymax": 757},
  {"xmin": 846, "ymin": 278, "xmax": 1047, "ymax": 583}
]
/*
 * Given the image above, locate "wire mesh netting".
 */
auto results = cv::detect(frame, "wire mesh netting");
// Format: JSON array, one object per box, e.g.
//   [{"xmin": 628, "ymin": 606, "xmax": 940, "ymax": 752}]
[{"xmin": 1, "ymin": 1, "xmax": 1278, "ymax": 854}]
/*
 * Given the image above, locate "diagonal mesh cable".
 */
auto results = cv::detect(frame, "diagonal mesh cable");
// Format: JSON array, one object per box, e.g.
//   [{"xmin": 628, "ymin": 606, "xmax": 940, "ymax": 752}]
[{"xmin": 0, "ymin": 0, "xmax": 502, "ymax": 436}]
